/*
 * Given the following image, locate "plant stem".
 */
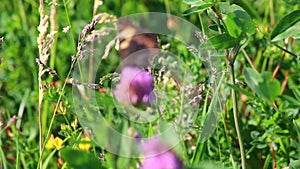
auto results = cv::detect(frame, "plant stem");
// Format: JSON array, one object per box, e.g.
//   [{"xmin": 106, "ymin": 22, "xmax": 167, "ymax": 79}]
[
  {"xmin": 50, "ymin": 0, "xmax": 58, "ymax": 69},
  {"xmin": 198, "ymin": 13, "xmax": 205, "ymax": 35},
  {"xmin": 228, "ymin": 45, "xmax": 246, "ymax": 169},
  {"xmin": 164, "ymin": 0, "xmax": 170, "ymax": 15},
  {"xmin": 38, "ymin": 62, "xmax": 43, "ymax": 169},
  {"xmin": 62, "ymin": 0, "xmax": 76, "ymax": 51},
  {"xmin": 272, "ymin": 38, "xmax": 289, "ymax": 80},
  {"xmin": 210, "ymin": 6, "xmax": 246, "ymax": 168},
  {"xmin": 0, "ymin": 139, "xmax": 8, "ymax": 169},
  {"xmin": 38, "ymin": 0, "xmax": 44, "ymax": 168},
  {"xmin": 269, "ymin": 0, "xmax": 275, "ymax": 26},
  {"xmin": 242, "ymin": 49, "xmax": 256, "ymax": 70},
  {"xmin": 271, "ymin": 41, "xmax": 297, "ymax": 58},
  {"xmin": 37, "ymin": 60, "xmax": 76, "ymax": 169},
  {"xmin": 257, "ymin": 27, "xmax": 298, "ymax": 58}
]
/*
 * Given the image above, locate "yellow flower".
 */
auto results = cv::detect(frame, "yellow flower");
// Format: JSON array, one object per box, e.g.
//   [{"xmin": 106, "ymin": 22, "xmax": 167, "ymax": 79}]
[
  {"xmin": 78, "ymin": 137, "xmax": 91, "ymax": 151},
  {"xmin": 46, "ymin": 135, "xmax": 63, "ymax": 150}
]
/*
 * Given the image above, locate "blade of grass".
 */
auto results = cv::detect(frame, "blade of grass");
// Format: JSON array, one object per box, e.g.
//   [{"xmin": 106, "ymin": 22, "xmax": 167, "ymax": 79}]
[
  {"xmin": 0, "ymin": 139, "xmax": 8, "ymax": 169},
  {"xmin": 190, "ymin": 90, "xmax": 210, "ymax": 164}
]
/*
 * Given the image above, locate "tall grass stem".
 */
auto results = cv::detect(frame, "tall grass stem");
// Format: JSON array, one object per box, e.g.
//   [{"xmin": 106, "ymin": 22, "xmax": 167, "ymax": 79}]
[{"xmin": 228, "ymin": 46, "xmax": 246, "ymax": 169}]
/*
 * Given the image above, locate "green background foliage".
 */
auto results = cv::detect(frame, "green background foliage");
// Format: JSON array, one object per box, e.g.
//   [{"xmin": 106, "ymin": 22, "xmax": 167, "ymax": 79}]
[{"xmin": 0, "ymin": 0, "xmax": 299, "ymax": 169}]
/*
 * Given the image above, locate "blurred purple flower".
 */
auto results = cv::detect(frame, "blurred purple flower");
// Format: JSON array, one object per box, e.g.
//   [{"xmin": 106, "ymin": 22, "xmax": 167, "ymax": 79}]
[
  {"xmin": 114, "ymin": 66, "xmax": 155, "ymax": 105},
  {"xmin": 140, "ymin": 137, "xmax": 184, "ymax": 169}
]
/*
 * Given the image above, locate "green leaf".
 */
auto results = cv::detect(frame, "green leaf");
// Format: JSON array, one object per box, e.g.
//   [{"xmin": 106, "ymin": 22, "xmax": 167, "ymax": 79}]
[
  {"xmin": 251, "ymin": 140, "xmax": 268, "ymax": 149},
  {"xmin": 243, "ymin": 68, "xmax": 281, "ymax": 103},
  {"xmin": 220, "ymin": 2, "xmax": 256, "ymax": 35},
  {"xmin": 207, "ymin": 10, "xmax": 218, "ymax": 23},
  {"xmin": 183, "ymin": 3, "xmax": 214, "ymax": 16},
  {"xmin": 271, "ymin": 21, "xmax": 300, "ymax": 41},
  {"xmin": 226, "ymin": 12, "xmax": 243, "ymax": 38},
  {"xmin": 270, "ymin": 10, "xmax": 300, "ymax": 40},
  {"xmin": 208, "ymin": 24, "xmax": 225, "ymax": 34},
  {"xmin": 43, "ymin": 150, "xmax": 57, "ymax": 169},
  {"xmin": 183, "ymin": 0, "xmax": 203, "ymax": 5},
  {"xmin": 250, "ymin": 131, "xmax": 260, "ymax": 139},
  {"xmin": 199, "ymin": 71, "xmax": 225, "ymax": 142},
  {"xmin": 292, "ymin": 87, "xmax": 300, "ymax": 101},
  {"xmin": 281, "ymin": 95, "xmax": 300, "ymax": 107},
  {"xmin": 60, "ymin": 148, "xmax": 105, "ymax": 169},
  {"xmin": 258, "ymin": 73, "xmax": 281, "ymax": 102},
  {"xmin": 233, "ymin": 0, "xmax": 261, "ymax": 20},
  {"xmin": 243, "ymin": 68, "xmax": 263, "ymax": 96},
  {"xmin": 293, "ymin": 120, "xmax": 300, "ymax": 138},
  {"xmin": 226, "ymin": 83, "xmax": 255, "ymax": 98},
  {"xmin": 290, "ymin": 160, "xmax": 300, "ymax": 169},
  {"xmin": 201, "ymin": 33, "xmax": 243, "ymax": 49},
  {"xmin": 234, "ymin": 9, "xmax": 256, "ymax": 35},
  {"xmin": 219, "ymin": 2, "xmax": 231, "ymax": 14}
]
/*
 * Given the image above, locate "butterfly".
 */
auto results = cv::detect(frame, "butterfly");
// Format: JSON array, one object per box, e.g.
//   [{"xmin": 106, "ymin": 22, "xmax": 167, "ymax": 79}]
[{"xmin": 117, "ymin": 18, "xmax": 159, "ymax": 68}]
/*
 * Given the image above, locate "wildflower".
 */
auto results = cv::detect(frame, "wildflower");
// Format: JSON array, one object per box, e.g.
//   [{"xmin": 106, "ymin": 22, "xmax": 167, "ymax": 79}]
[
  {"xmin": 78, "ymin": 137, "xmax": 92, "ymax": 151},
  {"xmin": 46, "ymin": 134, "xmax": 63, "ymax": 150},
  {"xmin": 114, "ymin": 66, "xmax": 155, "ymax": 106},
  {"xmin": 140, "ymin": 137, "xmax": 184, "ymax": 169}
]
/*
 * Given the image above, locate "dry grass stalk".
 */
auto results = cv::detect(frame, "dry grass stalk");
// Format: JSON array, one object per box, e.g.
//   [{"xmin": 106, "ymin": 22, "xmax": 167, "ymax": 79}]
[
  {"xmin": 37, "ymin": 0, "xmax": 57, "ymax": 168},
  {"xmin": 76, "ymin": 13, "xmax": 116, "ymax": 60}
]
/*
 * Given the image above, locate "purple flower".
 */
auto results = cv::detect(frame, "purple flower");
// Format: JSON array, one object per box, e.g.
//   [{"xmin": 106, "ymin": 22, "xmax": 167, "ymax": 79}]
[
  {"xmin": 114, "ymin": 66, "xmax": 155, "ymax": 105},
  {"xmin": 140, "ymin": 137, "xmax": 184, "ymax": 169}
]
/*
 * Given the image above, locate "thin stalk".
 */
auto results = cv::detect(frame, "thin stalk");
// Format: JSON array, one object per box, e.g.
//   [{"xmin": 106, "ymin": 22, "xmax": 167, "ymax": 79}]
[
  {"xmin": 191, "ymin": 70, "xmax": 226, "ymax": 164},
  {"xmin": 280, "ymin": 70, "xmax": 289, "ymax": 94},
  {"xmin": 198, "ymin": 13, "xmax": 205, "ymax": 35},
  {"xmin": 36, "ymin": 1, "xmax": 76, "ymax": 167},
  {"xmin": 257, "ymin": 27, "xmax": 297, "ymax": 58},
  {"xmin": 0, "ymin": 139, "xmax": 8, "ymax": 169},
  {"xmin": 50, "ymin": 0, "xmax": 58, "ymax": 69},
  {"xmin": 230, "ymin": 64, "xmax": 246, "ymax": 169},
  {"xmin": 37, "ymin": 60, "xmax": 76, "ymax": 169},
  {"xmin": 38, "ymin": 14, "xmax": 102, "ymax": 167},
  {"xmin": 15, "ymin": 130, "xmax": 20, "ymax": 169},
  {"xmin": 228, "ymin": 45, "xmax": 246, "ymax": 169},
  {"xmin": 38, "ymin": 61, "xmax": 44, "ymax": 169},
  {"xmin": 62, "ymin": 0, "xmax": 76, "ymax": 51},
  {"xmin": 210, "ymin": 6, "xmax": 246, "ymax": 168},
  {"xmin": 38, "ymin": 1, "xmax": 45, "ymax": 168},
  {"xmin": 164, "ymin": 0, "xmax": 170, "ymax": 15},
  {"xmin": 242, "ymin": 49, "xmax": 256, "ymax": 70},
  {"xmin": 88, "ymin": 0, "xmax": 99, "ymax": 98},
  {"xmin": 190, "ymin": 90, "xmax": 210, "ymax": 164},
  {"xmin": 271, "ymin": 40, "xmax": 297, "ymax": 57},
  {"xmin": 269, "ymin": 0, "xmax": 275, "ymax": 26},
  {"xmin": 272, "ymin": 38, "xmax": 289, "ymax": 80}
]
